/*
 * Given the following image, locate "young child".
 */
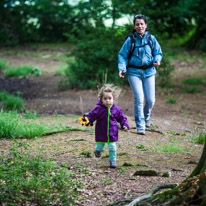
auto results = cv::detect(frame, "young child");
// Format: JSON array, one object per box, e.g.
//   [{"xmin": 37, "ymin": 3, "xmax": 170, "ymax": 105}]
[{"xmin": 80, "ymin": 84, "xmax": 129, "ymax": 168}]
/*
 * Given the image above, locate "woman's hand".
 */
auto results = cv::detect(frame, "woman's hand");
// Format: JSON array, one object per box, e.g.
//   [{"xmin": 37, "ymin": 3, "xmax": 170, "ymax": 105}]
[
  {"xmin": 153, "ymin": 61, "xmax": 160, "ymax": 66},
  {"xmin": 119, "ymin": 71, "xmax": 125, "ymax": 78}
]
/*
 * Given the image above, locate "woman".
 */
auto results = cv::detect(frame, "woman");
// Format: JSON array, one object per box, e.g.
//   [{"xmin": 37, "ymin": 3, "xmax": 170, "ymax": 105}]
[{"xmin": 118, "ymin": 14, "xmax": 163, "ymax": 135}]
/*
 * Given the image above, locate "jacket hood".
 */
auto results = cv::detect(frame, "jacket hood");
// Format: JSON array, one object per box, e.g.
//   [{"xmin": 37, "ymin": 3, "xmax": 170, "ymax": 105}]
[
  {"xmin": 96, "ymin": 98, "xmax": 113, "ymax": 108},
  {"xmin": 96, "ymin": 98, "xmax": 101, "ymax": 105}
]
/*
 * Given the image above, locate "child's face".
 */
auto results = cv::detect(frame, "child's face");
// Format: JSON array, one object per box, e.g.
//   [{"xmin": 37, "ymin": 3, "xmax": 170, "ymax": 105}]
[{"xmin": 101, "ymin": 92, "xmax": 114, "ymax": 107}]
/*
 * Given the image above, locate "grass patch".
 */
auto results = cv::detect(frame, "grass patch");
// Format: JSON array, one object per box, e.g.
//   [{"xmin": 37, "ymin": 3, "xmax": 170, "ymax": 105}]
[
  {"xmin": 156, "ymin": 144, "xmax": 188, "ymax": 152},
  {"xmin": 166, "ymin": 96, "xmax": 177, "ymax": 104},
  {"xmin": 69, "ymin": 114, "xmax": 80, "ymax": 118},
  {"xmin": 54, "ymin": 64, "xmax": 68, "ymax": 76},
  {"xmin": 0, "ymin": 90, "xmax": 25, "ymax": 111},
  {"xmin": 169, "ymin": 138, "xmax": 180, "ymax": 143},
  {"xmin": 4, "ymin": 65, "xmax": 41, "ymax": 78},
  {"xmin": 167, "ymin": 131, "xmax": 186, "ymax": 136},
  {"xmin": 136, "ymin": 144, "xmax": 145, "ymax": 149},
  {"xmin": 24, "ymin": 110, "xmax": 39, "ymax": 119},
  {"xmin": 183, "ymin": 77, "xmax": 206, "ymax": 86},
  {"xmin": 0, "ymin": 141, "xmax": 82, "ymax": 205},
  {"xmin": 80, "ymin": 151, "xmax": 92, "ymax": 158},
  {"xmin": 0, "ymin": 59, "xmax": 7, "ymax": 70},
  {"xmin": 192, "ymin": 132, "xmax": 206, "ymax": 144},
  {"xmin": 0, "ymin": 111, "xmax": 68, "ymax": 139},
  {"xmin": 104, "ymin": 177, "xmax": 114, "ymax": 185},
  {"xmin": 182, "ymin": 87, "xmax": 202, "ymax": 93}
]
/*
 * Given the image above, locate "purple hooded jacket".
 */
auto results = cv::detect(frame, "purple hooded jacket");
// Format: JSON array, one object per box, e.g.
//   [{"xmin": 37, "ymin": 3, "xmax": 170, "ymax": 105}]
[{"xmin": 86, "ymin": 99, "xmax": 129, "ymax": 143}]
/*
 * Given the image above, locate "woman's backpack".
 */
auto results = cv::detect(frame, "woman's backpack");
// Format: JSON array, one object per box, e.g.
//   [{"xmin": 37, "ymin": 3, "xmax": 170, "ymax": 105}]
[{"xmin": 125, "ymin": 33, "xmax": 153, "ymax": 60}]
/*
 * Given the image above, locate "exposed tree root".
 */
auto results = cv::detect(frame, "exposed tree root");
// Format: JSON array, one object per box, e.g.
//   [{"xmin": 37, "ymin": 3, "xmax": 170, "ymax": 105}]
[
  {"xmin": 129, "ymin": 127, "xmax": 163, "ymax": 134},
  {"xmin": 109, "ymin": 184, "xmax": 177, "ymax": 206},
  {"xmin": 106, "ymin": 198, "xmax": 132, "ymax": 206},
  {"xmin": 39, "ymin": 126, "xmax": 87, "ymax": 137}
]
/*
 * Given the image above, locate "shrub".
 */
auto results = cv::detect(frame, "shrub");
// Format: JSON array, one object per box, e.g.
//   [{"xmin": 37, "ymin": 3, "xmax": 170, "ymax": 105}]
[
  {"xmin": 64, "ymin": 26, "xmax": 128, "ymax": 89},
  {"xmin": 4, "ymin": 65, "xmax": 41, "ymax": 78},
  {"xmin": 0, "ymin": 141, "xmax": 82, "ymax": 205},
  {"xmin": 156, "ymin": 58, "xmax": 175, "ymax": 88}
]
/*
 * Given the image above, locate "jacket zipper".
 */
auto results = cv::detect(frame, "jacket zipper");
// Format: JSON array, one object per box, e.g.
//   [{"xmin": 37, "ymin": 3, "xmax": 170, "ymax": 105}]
[
  {"xmin": 107, "ymin": 106, "xmax": 112, "ymax": 143},
  {"xmin": 141, "ymin": 38, "xmax": 145, "ymax": 78}
]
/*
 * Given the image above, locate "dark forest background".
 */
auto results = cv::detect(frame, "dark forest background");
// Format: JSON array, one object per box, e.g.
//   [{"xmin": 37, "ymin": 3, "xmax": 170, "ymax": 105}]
[{"xmin": 0, "ymin": 0, "xmax": 205, "ymax": 88}]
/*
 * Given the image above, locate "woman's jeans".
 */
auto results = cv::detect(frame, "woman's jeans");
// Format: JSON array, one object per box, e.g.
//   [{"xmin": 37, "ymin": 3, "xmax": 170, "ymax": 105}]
[
  {"xmin": 96, "ymin": 142, "xmax": 117, "ymax": 161},
  {"xmin": 128, "ymin": 75, "xmax": 155, "ymax": 131}
]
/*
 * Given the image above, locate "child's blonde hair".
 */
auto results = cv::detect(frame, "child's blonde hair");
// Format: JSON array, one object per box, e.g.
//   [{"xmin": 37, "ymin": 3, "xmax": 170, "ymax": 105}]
[{"xmin": 98, "ymin": 84, "xmax": 121, "ymax": 101}]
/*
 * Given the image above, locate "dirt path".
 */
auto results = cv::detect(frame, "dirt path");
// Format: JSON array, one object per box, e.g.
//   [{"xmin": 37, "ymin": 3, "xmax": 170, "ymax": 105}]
[{"xmin": 0, "ymin": 46, "xmax": 205, "ymax": 205}]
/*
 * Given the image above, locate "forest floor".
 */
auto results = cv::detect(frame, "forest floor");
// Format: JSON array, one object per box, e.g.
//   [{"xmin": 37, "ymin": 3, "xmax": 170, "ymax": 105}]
[{"xmin": 0, "ymin": 44, "xmax": 206, "ymax": 206}]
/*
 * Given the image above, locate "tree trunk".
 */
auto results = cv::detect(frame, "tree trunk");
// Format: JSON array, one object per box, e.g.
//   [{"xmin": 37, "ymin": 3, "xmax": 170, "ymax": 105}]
[{"xmin": 165, "ymin": 137, "xmax": 206, "ymax": 205}]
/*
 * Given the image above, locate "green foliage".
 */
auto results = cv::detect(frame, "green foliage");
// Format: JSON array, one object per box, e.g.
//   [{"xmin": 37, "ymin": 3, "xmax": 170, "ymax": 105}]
[
  {"xmin": 0, "ymin": 91, "xmax": 25, "ymax": 111},
  {"xmin": 157, "ymin": 144, "xmax": 188, "ymax": 152},
  {"xmin": 0, "ymin": 111, "xmax": 54, "ymax": 139},
  {"xmin": 136, "ymin": 144, "xmax": 145, "ymax": 149},
  {"xmin": 0, "ymin": 0, "xmax": 205, "ymax": 52},
  {"xmin": 0, "ymin": 59, "xmax": 7, "ymax": 70},
  {"xmin": 65, "ymin": 26, "xmax": 128, "ymax": 88},
  {"xmin": 169, "ymin": 138, "xmax": 180, "ymax": 143},
  {"xmin": 182, "ymin": 87, "xmax": 202, "ymax": 93},
  {"xmin": 80, "ymin": 151, "xmax": 92, "ymax": 158},
  {"xmin": 58, "ymin": 77, "xmax": 71, "ymax": 90},
  {"xmin": 183, "ymin": 77, "xmax": 206, "ymax": 86},
  {"xmin": 0, "ymin": 141, "xmax": 82, "ymax": 205},
  {"xmin": 166, "ymin": 96, "xmax": 177, "ymax": 104},
  {"xmin": 192, "ymin": 132, "xmax": 206, "ymax": 144},
  {"xmin": 184, "ymin": 0, "xmax": 206, "ymax": 51},
  {"xmin": 104, "ymin": 177, "xmax": 114, "ymax": 185},
  {"xmin": 0, "ymin": 0, "xmax": 76, "ymax": 45},
  {"xmin": 156, "ymin": 58, "xmax": 175, "ymax": 88},
  {"xmin": 4, "ymin": 65, "xmax": 41, "ymax": 78},
  {"xmin": 24, "ymin": 110, "xmax": 39, "ymax": 119},
  {"xmin": 167, "ymin": 131, "xmax": 186, "ymax": 136},
  {"xmin": 54, "ymin": 64, "xmax": 68, "ymax": 76}
]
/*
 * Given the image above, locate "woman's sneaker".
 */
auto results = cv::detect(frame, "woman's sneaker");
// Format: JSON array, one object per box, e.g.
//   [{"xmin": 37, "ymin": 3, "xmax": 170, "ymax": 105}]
[
  {"xmin": 94, "ymin": 150, "xmax": 102, "ymax": 158},
  {"xmin": 146, "ymin": 121, "xmax": 151, "ymax": 128},
  {"xmin": 110, "ymin": 161, "xmax": 117, "ymax": 168},
  {"xmin": 137, "ymin": 129, "xmax": 145, "ymax": 135}
]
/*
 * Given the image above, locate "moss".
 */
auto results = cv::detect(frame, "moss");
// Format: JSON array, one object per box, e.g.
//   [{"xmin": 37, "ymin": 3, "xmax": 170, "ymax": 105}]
[
  {"xmin": 133, "ymin": 169, "xmax": 159, "ymax": 176},
  {"xmin": 122, "ymin": 162, "xmax": 133, "ymax": 167},
  {"xmin": 153, "ymin": 187, "xmax": 179, "ymax": 201},
  {"xmin": 80, "ymin": 151, "xmax": 92, "ymax": 158}
]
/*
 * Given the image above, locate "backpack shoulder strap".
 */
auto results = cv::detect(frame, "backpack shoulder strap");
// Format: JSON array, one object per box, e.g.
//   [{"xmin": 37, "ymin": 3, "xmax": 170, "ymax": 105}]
[
  {"xmin": 146, "ymin": 33, "xmax": 153, "ymax": 55},
  {"xmin": 125, "ymin": 34, "xmax": 135, "ymax": 60}
]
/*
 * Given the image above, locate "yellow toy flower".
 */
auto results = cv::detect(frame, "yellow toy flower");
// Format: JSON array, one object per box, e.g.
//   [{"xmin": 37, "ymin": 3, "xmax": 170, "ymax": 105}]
[{"xmin": 79, "ymin": 116, "xmax": 91, "ymax": 127}]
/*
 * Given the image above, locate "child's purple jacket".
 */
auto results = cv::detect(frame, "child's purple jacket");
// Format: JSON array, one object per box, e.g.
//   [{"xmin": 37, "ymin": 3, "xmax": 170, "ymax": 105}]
[{"xmin": 86, "ymin": 99, "xmax": 129, "ymax": 143}]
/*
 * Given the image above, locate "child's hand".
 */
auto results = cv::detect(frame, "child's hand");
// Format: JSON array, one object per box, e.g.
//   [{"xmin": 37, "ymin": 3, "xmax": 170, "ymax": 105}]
[
  {"xmin": 79, "ymin": 116, "xmax": 91, "ymax": 127},
  {"xmin": 122, "ymin": 126, "xmax": 128, "ymax": 131}
]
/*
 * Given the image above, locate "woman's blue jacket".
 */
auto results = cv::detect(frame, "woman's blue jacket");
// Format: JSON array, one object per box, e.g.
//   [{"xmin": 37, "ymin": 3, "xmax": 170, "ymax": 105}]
[{"xmin": 118, "ymin": 31, "xmax": 163, "ymax": 78}]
